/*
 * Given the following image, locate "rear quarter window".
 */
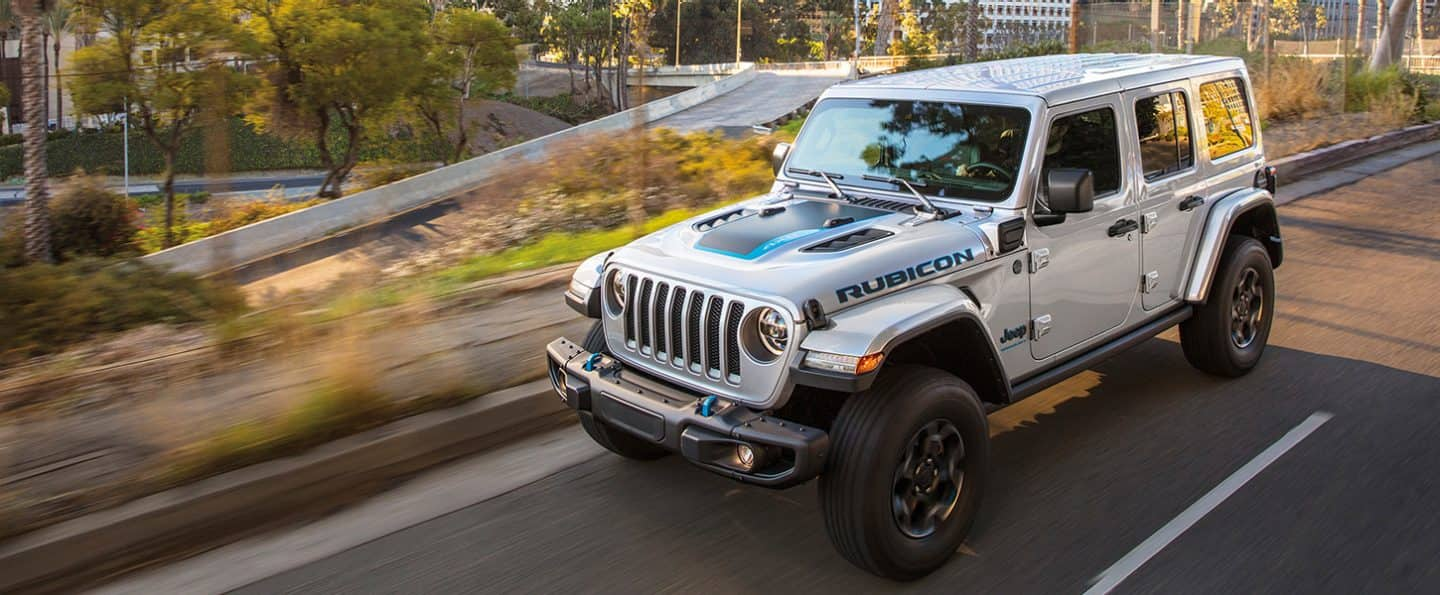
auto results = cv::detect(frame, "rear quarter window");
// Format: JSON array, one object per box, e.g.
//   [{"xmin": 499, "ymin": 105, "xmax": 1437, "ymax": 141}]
[{"xmin": 1198, "ymin": 78, "xmax": 1255, "ymax": 160}]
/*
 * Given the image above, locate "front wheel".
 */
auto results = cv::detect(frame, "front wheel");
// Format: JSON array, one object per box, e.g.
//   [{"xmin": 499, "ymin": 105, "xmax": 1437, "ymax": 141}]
[
  {"xmin": 577, "ymin": 322, "xmax": 669, "ymax": 461},
  {"xmin": 1180, "ymin": 236, "xmax": 1276, "ymax": 377},
  {"xmin": 819, "ymin": 365, "xmax": 989, "ymax": 580}
]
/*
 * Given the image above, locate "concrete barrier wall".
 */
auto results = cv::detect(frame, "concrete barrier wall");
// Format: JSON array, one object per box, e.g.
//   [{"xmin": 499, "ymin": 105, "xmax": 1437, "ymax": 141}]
[{"xmin": 144, "ymin": 65, "xmax": 758, "ymax": 275}]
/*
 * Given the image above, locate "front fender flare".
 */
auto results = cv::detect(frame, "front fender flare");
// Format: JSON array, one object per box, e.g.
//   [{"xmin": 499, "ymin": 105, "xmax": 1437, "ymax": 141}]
[
  {"xmin": 1183, "ymin": 189, "xmax": 1280, "ymax": 303},
  {"xmin": 795, "ymin": 284, "xmax": 1006, "ymax": 394}
]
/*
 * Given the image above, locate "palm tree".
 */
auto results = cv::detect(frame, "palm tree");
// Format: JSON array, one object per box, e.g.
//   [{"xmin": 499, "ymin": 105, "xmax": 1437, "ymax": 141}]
[
  {"xmin": 15, "ymin": 0, "xmax": 50, "ymax": 263},
  {"xmin": 0, "ymin": 2, "xmax": 14, "ymax": 134},
  {"xmin": 41, "ymin": 0, "xmax": 66, "ymax": 130}
]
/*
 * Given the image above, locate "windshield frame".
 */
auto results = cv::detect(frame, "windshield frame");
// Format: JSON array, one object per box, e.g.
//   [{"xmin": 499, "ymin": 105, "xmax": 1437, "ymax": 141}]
[{"xmin": 778, "ymin": 91, "xmax": 1043, "ymax": 209}]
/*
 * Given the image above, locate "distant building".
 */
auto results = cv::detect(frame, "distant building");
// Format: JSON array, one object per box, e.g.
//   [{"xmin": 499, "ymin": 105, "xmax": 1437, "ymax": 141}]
[{"xmin": 977, "ymin": 0, "xmax": 1072, "ymax": 47}]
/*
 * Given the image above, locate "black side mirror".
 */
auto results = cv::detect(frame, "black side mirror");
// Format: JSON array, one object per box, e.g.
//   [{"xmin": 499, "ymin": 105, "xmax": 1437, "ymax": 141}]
[
  {"xmin": 771, "ymin": 142, "xmax": 791, "ymax": 175},
  {"xmin": 1036, "ymin": 168, "xmax": 1094, "ymax": 226}
]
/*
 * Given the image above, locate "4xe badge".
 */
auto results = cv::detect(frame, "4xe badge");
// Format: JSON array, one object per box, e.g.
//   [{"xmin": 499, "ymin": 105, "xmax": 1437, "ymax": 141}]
[{"xmin": 835, "ymin": 249, "xmax": 976, "ymax": 304}]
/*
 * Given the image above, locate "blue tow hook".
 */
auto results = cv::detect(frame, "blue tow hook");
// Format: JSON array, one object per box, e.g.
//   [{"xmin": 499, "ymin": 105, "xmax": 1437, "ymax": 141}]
[
  {"xmin": 698, "ymin": 395, "xmax": 718, "ymax": 417},
  {"xmin": 583, "ymin": 353, "xmax": 603, "ymax": 372}
]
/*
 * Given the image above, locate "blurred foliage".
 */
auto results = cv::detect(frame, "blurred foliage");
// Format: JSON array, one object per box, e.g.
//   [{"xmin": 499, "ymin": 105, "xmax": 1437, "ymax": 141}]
[
  {"xmin": 1255, "ymin": 58, "xmax": 1332, "ymax": 123},
  {"xmin": 1, "ymin": 175, "xmax": 141, "ymax": 263},
  {"xmin": 432, "ymin": 207, "xmax": 703, "ymax": 289},
  {"xmin": 0, "ymin": 259, "xmax": 246, "ymax": 363},
  {"xmin": 204, "ymin": 197, "xmax": 325, "ymax": 237}
]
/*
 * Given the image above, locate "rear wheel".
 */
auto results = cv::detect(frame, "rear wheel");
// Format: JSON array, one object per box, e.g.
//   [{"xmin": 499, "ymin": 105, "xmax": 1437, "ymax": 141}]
[
  {"xmin": 577, "ymin": 322, "xmax": 669, "ymax": 461},
  {"xmin": 1181, "ymin": 236, "xmax": 1275, "ymax": 377},
  {"xmin": 819, "ymin": 365, "xmax": 989, "ymax": 580}
]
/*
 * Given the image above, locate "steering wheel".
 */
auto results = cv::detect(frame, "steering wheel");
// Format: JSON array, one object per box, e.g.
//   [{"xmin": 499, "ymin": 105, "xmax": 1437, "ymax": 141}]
[{"xmin": 964, "ymin": 162, "xmax": 1014, "ymax": 182}]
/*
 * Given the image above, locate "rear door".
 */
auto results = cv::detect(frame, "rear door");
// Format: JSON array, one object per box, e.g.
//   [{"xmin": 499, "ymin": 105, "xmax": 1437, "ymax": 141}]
[{"xmin": 1126, "ymin": 83, "xmax": 1207, "ymax": 310}]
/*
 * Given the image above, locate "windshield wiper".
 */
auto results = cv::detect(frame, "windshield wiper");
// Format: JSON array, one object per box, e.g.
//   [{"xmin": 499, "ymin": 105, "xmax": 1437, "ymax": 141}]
[
  {"xmin": 862, "ymin": 174, "xmax": 940, "ymax": 215},
  {"xmin": 787, "ymin": 167, "xmax": 855, "ymax": 203}
]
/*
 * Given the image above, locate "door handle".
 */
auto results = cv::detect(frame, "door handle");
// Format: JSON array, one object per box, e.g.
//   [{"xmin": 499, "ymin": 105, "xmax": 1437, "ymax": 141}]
[
  {"xmin": 1108, "ymin": 218, "xmax": 1139, "ymax": 237},
  {"xmin": 1178, "ymin": 195, "xmax": 1205, "ymax": 211}
]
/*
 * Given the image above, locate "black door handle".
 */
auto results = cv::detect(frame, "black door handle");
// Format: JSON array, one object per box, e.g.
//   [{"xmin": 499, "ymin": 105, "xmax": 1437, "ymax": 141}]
[
  {"xmin": 1108, "ymin": 219, "xmax": 1139, "ymax": 237},
  {"xmin": 1178, "ymin": 195, "xmax": 1205, "ymax": 211}
]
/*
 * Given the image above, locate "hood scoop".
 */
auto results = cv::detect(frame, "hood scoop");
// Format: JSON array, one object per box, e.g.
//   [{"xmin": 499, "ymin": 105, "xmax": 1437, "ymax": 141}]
[
  {"xmin": 850, "ymin": 196, "xmax": 916, "ymax": 213},
  {"xmin": 694, "ymin": 200, "xmax": 886, "ymax": 259},
  {"xmin": 802, "ymin": 228, "xmax": 894, "ymax": 253}
]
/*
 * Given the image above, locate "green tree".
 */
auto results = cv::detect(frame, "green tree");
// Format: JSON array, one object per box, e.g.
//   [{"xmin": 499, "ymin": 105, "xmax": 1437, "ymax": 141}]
[
  {"xmin": 415, "ymin": 8, "xmax": 518, "ymax": 164},
  {"xmin": 42, "ymin": 0, "xmax": 72, "ymax": 130},
  {"xmin": 889, "ymin": 0, "xmax": 935, "ymax": 56},
  {"xmin": 237, "ymin": 0, "xmax": 433, "ymax": 198},
  {"xmin": 70, "ymin": 0, "xmax": 247, "ymax": 249}
]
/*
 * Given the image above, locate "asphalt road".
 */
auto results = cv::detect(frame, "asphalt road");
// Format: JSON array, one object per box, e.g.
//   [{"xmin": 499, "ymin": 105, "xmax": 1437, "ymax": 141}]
[{"xmin": 106, "ymin": 149, "xmax": 1440, "ymax": 594}]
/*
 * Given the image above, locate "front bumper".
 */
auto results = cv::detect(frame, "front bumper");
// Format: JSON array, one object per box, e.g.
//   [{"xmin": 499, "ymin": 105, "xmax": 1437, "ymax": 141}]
[{"xmin": 546, "ymin": 337, "xmax": 829, "ymax": 488}]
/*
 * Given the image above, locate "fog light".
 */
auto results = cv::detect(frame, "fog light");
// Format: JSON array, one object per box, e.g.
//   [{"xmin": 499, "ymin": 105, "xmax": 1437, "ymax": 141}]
[{"xmin": 736, "ymin": 444, "xmax": 756, "ymax": 470}]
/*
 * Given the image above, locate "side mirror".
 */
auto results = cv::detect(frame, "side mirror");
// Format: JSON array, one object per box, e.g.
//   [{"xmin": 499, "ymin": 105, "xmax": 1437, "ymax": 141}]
[
  {"xmin": 771, "ymin": 142, "xmax": 791, "ymax": 175},
  {"xmin": 1046, "ymin": 167, "xmax": 1095, "ymax": 211}
]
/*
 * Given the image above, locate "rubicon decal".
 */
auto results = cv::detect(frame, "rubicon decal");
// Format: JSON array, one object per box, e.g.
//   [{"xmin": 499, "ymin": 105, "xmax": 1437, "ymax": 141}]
[{"xmin": 835, "ymin": 249, "xmax": 976, "ymax": 303}]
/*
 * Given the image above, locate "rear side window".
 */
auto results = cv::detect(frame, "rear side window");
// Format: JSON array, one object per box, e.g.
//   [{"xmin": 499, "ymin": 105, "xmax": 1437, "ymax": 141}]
[
  {"xmin": 1044, "ymin": 107, "xmax": 1121, "ymax": 195},
  {"xmin": 1198, "ymin": 78, "xmax": 1255, "ymax": 159},
  {"xmin": 1134, "ymin": 91, "xmax": 1194, "ymax": 179}
]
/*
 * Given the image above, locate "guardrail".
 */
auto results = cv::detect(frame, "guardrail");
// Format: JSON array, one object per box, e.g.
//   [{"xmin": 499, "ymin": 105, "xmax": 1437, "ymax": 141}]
[{"xmin": 143, "ymin": 64, "xmax": 758, "ymax": 275}]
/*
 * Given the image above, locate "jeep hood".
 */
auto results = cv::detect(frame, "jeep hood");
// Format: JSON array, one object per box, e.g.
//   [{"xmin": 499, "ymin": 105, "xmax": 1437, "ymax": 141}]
[{"xmin": 606, "ymin": 193, "xmax": 996, "ymax": 314}]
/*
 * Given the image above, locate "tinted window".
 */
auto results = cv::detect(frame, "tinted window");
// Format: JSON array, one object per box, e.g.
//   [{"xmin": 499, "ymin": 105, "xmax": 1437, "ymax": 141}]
[
  {"xmin": 1198, "ymin": 78, "xmax": 1255, "ymax": 159},
  {"xmin": 786, "ymin": 99, "xmax": 1031, "ymax": 202},
  {"xmin": 1135, "ymin": 91, "xmax": 1194, "ymax": 180},
  {"xmin": 1043, "ymin": 107, "xmax": 1121, "ymax": 196}
]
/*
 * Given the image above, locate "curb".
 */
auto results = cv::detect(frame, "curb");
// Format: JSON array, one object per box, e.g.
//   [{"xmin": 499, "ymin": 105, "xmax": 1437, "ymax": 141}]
[
  {"xmin": 1270, "ymin": 121, "xmax": 1440, "ymax": 181},
  {"xmin": 0, "ymin": 380, "xmax": 566, "ymax": 593}
]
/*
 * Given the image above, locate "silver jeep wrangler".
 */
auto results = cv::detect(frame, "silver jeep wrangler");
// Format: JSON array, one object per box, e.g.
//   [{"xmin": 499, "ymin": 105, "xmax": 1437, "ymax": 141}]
[{"xmin": 546, "ymin": 53, "xmax": 1281, "ymax": 580}]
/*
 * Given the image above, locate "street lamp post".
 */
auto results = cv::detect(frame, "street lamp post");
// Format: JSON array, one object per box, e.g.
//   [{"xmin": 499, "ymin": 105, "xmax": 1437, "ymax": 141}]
[
  {"xmin": 736, "ymin": 0, "xmax": 743, "ymax": 64},
  {"xmin": 675, "ymin": 0, "xmax": 682, "ymax": 67}
]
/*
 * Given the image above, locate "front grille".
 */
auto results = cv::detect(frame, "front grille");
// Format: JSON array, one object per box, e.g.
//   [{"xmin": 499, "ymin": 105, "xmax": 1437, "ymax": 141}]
[{"xmin": 620, "ymin": 271, "xmax": 750, "ymax": 385}]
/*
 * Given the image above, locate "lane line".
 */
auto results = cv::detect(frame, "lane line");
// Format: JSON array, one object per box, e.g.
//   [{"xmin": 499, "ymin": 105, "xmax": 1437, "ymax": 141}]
[{"xmin": 1084, "ymin": 411, "xmax": 1334, "ymax": 595}]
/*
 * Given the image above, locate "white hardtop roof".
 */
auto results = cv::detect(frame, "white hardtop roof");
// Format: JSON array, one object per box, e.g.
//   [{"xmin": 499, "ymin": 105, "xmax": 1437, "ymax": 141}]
[{"xmin": 841, "ymin": 53, "xmax": 1244, "ymax": 105}]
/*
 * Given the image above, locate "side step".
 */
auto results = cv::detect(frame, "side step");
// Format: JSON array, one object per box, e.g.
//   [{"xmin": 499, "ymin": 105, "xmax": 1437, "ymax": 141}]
[{"xmin": 1009, "ymin": 306, "xmax": 1193, "ymax": 402}]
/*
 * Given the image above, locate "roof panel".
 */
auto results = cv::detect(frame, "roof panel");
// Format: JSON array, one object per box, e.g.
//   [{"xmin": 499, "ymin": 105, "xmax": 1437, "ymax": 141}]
[{"xmin": 843, "ymin": 53, "xmax": 1240, "ymax": 102}]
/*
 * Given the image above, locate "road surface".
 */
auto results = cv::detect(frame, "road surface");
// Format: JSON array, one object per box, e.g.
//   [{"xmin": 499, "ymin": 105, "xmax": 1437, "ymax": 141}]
[
  {"xmin": 102, "ymin": 146, "xmax": 1440, "ymax": 594},
  {"xmin": 649, "ymin": 70, "xmax": 849, "ymax": 135}
]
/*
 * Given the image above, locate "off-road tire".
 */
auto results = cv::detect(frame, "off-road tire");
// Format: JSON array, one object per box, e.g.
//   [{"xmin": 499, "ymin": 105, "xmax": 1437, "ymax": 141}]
[
  {"xmin": 1180, "ymin": 235, "xmax": 1275, "ymax": 377},
  {"xmin": 819, "ymin": 365, "xmax": 989, "ymax": 581},
  {"xmin": 577, "ymin": 322, "xmax": 669, "ymax": 461}
]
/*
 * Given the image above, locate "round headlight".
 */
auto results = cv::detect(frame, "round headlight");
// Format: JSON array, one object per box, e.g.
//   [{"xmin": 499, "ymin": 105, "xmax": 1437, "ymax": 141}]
[
  {"xmin": 756, "ymin": 307, "xmax": 789, "ymax": 356},
  {"xmin": 609, "ymin": 271, "xmax": 628, "ymax": 311}
]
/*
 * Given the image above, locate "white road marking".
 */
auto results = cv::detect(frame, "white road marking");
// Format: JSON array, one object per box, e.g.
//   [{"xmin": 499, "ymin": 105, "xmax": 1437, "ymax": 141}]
[{"xmin": 1084, "ymin": 411, "xmax": 1334, "ymax": 595}]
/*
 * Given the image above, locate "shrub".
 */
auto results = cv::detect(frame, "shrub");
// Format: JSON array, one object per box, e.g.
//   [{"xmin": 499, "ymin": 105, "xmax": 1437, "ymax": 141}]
[
  {"xmin": 47, "ymin": 176, "xmax": 141, "ymax": 259},
  {"xmin": 353, "ymin": 161, "xmax": 435, "ymax": 193},
  {"xmin": 497, "ymin": 93, "xmax": 611, "ymax": 124},
  {"xmin": 205, "ymin": 197, "xmax": 324, "ymax": 236},
  {"xmin": 0, "ymin": 259, "xmax": 246, "ymax": 363},
  {"xmin": 1346, "ymin": 67, "xmax": 1426, "ymax": 124}
]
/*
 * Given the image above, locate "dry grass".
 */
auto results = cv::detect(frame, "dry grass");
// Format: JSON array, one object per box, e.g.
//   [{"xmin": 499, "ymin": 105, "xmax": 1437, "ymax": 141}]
[{"xmin": 1255, "ymin": 59, "xmax": 1334, "ymax": 123}]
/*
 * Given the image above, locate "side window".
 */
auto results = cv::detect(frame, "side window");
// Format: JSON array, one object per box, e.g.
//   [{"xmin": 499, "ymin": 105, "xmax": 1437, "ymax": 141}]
[
  {"xmin": 1044, "ymin": 107, "xmax": 1121, "ymax": 195},
  {"xmin": 1198, "ymin": 78, "xmax": 1255, "ymax": 159},
  {"xmin": 1134, "ymin": 91, "xmax": 1194, "ymax": 180}
]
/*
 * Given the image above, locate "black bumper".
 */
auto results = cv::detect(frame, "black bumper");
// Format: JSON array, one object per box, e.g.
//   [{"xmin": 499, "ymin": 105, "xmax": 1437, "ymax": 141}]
[{"xmin": 546, "ymin": 338, "xmax": 829, "ymax": 488}]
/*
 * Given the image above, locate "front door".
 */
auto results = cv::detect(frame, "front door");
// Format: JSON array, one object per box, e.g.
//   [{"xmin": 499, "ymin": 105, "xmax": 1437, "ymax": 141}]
[
  {"xmin": 1127, "ymin": 84, "xmax": 1207, "ymax": 310},
  {"xmin": 1028, "ymin": 99, "xmax": 1141, "ymax": 360}
]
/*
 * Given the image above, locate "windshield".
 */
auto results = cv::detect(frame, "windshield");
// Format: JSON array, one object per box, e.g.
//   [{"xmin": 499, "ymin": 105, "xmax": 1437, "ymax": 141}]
[{"xmin": 785, "ymin": 99, "xmax": 1031, "ymax": 202}]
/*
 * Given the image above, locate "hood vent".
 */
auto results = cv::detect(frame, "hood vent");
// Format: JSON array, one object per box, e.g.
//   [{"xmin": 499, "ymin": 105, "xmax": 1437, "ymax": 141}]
[
  {"xmin": 803, "ymin": 228, "xmax": 894, "ymax": 253},
  {"xmin": 693, "ymin": 209, "xmax": 751, "ymax": 232},
  {"xmin": 850, "ymin": 197, "xmax": 915, "ymax": 213}
]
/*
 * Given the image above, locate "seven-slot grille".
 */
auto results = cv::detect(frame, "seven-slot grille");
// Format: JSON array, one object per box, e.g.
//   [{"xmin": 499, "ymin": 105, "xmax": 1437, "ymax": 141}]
[{"xmin": 621, "ymin": 272, "xmax": 747, "ymax": 384}]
